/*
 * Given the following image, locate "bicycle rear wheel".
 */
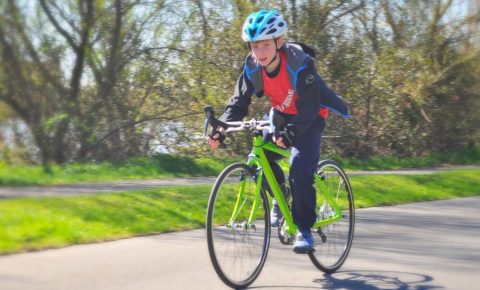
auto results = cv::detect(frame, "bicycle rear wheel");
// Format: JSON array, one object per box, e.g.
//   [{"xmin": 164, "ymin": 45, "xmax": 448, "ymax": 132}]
[
  {"xmin": 309, "ymin": 159, "xmax": 355, "ymax": 273},
  {"xmin": 206, "ymin": 163, "xmax": 270, "ymax": 289}
]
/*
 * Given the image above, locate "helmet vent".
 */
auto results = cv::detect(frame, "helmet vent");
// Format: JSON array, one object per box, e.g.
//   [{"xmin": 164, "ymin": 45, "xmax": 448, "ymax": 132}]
[
  {"xmin": 267, "ymin": 28, "xmax": 277, "ymax": 35},
  {"xmin": 257, "ymin": 16, "xmax": 264, "ymax": 23}
]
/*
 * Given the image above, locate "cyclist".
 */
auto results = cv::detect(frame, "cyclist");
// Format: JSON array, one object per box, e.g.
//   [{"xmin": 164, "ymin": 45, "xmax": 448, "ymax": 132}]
[{"xmin": 207, "ymin": 9, "xmax": 350, "ymax": 253}]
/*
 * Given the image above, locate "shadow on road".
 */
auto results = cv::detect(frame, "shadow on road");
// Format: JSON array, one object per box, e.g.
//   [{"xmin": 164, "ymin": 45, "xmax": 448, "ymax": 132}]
[
  {"xmin": 250, "ymin": 270, "xmax": 442, "ymax": 290},
  {"xmin": 315, "ymin": 271, "xmax": 443, "ymax": 290}
]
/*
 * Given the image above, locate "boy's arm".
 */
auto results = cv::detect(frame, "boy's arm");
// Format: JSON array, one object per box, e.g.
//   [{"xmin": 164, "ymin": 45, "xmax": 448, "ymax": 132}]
[
  {"xmin": 219, "ymin": 70, "xmax": 256, "ymax": 122},
  {"xmin": 288, "ymin": 59, "xmax": 324, "ymax": 137},
  {"xmin": 289, "ymin": 59, "xmax": 349, "ymax": 137}
]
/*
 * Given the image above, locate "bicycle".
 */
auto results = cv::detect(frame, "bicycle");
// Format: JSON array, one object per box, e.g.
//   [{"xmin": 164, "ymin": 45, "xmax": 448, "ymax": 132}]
[{"xmin": 204, "ymin": 106, "xmax": 355, "ymax": 289}]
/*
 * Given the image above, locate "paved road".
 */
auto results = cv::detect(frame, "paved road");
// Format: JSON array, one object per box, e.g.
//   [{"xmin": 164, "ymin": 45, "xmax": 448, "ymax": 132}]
[
  {"xmin": 0, "ymin": 177, "xmax": 219, "ymax": 198},
  {"xmin": 0, "ymin": 196, "xmax": 479, "ymax": 290},
  {"xmin": 1, "ymin": 165, "xmax": 479, "ymax": 198}
]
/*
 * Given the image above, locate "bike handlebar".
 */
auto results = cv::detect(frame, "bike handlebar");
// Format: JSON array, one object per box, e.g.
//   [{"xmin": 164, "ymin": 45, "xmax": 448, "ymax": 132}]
[{"xmin": 203, "ymin": 105, "xmax": 271, "ymax": 138}]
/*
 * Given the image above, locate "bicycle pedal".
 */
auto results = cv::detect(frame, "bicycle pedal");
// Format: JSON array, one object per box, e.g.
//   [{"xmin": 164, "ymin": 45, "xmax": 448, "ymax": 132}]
[
  {"xmin": 277, "ymin": 218, "xmax": 295, "ymax": 245},
  {"xmin": 293, "ymin": 248, "xmax": 316, "ymax": 254}
]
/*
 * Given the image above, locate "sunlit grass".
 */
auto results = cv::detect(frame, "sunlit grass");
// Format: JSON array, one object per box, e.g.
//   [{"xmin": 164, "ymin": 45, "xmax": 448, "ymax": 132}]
[
  {"xmin": 328, "ymin": 146, "xmax": 480, "ymax": 171},
  {"xmin": 0, "ymin": 185, "xmax": 211, "ymax": 254},
  {"xmin": 0, "ymin": 169, "xmax": 478, "ymax": 255},
  {"xmin": 351, "ymin": 169, "xmax": 480, "ymax": 208}
]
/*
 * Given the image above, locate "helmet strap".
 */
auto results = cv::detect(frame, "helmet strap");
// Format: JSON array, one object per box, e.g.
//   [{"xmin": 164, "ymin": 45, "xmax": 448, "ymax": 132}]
[{"xmin": 265, "ymin": 38, "xmax": 280, "ymax": 67}]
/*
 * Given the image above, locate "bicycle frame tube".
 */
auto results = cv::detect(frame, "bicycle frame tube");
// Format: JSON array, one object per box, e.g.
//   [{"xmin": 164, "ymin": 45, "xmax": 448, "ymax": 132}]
[
  {"xmin": 246, "ymin": 135, "xmax": 297, "ymax": 235},
  {"xmin": 240, "ymin": 134, "xmax": 344, "ymax": 231}
]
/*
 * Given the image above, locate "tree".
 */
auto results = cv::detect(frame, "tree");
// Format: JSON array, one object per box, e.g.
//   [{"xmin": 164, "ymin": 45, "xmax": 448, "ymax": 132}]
[
  {"xmin": 1, "ymin": 0, "xmax": 479, "ymax": 164},
  {"xmin": 0, "ymin": 0, "xmax": 184, "ymax": 163}
]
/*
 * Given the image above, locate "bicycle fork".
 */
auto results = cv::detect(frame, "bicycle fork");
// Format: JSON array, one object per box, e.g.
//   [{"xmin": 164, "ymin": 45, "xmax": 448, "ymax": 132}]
[
  {"xmin": 313, "ymin": 175, "xmax": 344, "ymax": 228},
  {"xmin": 226, "ymin": 169, "xmax": 263, "ymax": 231}
]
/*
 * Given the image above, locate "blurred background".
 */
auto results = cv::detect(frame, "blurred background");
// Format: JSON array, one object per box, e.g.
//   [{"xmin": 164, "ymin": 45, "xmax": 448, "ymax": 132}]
[{"xmin": 0, "ymin": 0, "xmax": 479, "ymax": 166}]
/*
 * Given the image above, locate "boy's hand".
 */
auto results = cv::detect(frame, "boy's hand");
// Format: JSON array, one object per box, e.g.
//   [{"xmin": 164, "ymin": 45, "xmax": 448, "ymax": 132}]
[
  {"xmin": 206, "ymin": 127, "xmax": 225, "ymax": 150},
  {"xmin": 272, "ymin": 135, "xmax": 287, "ymax": 148},
  {"xmin": 273, "ymin": 133, "xmax": 292, "ymax": 149},
  {"xmin": 206, "ymin": 134, "xmax": 221, "ymax": 149},
  {"xmin": 273, "ymin": 125, "xmax": 294, "ymax": 149}
]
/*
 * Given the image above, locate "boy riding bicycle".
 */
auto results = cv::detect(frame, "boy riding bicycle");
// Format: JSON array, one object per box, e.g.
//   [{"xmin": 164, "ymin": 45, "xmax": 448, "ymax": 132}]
[{"xmin": 207, "ymin": 9, "xmax": 349, "ymax": 253}]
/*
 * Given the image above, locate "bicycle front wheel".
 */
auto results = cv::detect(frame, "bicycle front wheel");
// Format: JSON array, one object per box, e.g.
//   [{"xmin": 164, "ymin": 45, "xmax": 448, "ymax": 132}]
[
  {"xmin": 309, "ymin": 159, "xmax": 355, "ymax": 273},
  {"xmin": 206, "ymin": 163, "xmax": 270, "ymax": 289}
]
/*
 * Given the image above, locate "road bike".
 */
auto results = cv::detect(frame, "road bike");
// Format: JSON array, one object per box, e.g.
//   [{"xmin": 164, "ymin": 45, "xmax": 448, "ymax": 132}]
[{"xmin": 204, "ymin": 106, "xmax": 355, "ymax": 289}]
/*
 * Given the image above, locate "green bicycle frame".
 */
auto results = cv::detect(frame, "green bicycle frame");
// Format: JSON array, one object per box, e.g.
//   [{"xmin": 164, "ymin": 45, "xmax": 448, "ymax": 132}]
[
  {"xmin": 228, "ymin": 133, "xmax": 344, "ymax": 234},
  {"xmin": 245, "ymin": 134, "xmax": 295, "ymax": 233}
]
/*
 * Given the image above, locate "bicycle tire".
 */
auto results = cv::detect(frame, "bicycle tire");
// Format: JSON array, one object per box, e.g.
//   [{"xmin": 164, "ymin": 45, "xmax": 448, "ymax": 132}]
[
  {"xmin": 308, "ymin": 159, "xmax": 355, "ymax": 273},
  {"xmin": 206, "ymin": 163, "xmax": 271, "ymax": 289}
]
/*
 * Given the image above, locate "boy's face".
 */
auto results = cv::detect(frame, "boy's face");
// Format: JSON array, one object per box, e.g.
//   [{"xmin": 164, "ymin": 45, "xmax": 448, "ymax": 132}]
[{"xmin": 250, "ymin": 37, "xmax": 283, "ymax": 67}]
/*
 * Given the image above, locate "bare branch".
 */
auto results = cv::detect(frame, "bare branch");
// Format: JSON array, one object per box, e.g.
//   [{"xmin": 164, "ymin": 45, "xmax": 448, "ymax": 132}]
[
  {"xmin": 49, "ymin": 1, "xmax": 81, "ymax": 34},
  {"xmin": 125, "ymin": 46, "xmax": 223, "ymax": 69},
  {"xmin": 6, "ymin": 0, "xmax": 67, "ymax": 96},
  {"xmin": 39, "ymin": 0, "xmax": 79, "ymax": 50},
  {"xmin": 324, "ymin": 1, "xmax": 364, "ymax": 27},
  {"xmin": 69, "ymin": 0, "xmax": 94, "ymax": 103},
  {"xmin": 83, "ymin": 111, "xmax": 204, "ymax": 155},
  {"xmin": 381, "ymin": 0, "xmax": 404, "ymax": 47}
]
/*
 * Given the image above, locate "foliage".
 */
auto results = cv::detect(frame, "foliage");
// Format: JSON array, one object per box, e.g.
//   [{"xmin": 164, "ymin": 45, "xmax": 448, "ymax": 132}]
[{"xmin": 0, "ymin": 0, "xmax": 479, "ymax": 164}]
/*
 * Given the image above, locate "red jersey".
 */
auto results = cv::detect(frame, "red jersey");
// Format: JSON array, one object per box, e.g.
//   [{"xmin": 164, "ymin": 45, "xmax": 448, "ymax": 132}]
[{"xmin": 261, "ymin": 51, "xmax": 329, "ymax": 118}]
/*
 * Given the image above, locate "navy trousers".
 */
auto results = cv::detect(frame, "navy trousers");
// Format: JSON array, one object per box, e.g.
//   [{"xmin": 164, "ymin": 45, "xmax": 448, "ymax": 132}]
[{"xmin": 263, "ymin": 115, "xmax": 325, "ymax": 230}]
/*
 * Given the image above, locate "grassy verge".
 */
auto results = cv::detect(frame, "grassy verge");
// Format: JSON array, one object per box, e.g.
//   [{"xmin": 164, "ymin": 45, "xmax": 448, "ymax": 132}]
[
  {"xmin": 0, "ymin": 169, "xmax": 478, "ymax": 255},
  {"xmin": 0, "ymin": 154, "xmax": 235, "ymax": 186},
  {"xmin": 328, "ymin": 146, "xmax": 480, "ymax": 171}
]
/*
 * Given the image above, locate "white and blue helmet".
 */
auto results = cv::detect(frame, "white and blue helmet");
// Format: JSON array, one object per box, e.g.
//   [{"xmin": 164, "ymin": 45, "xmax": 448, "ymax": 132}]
[{"xmin": 242, "ymin": 9, "xmax": 288, "ymax": 42}]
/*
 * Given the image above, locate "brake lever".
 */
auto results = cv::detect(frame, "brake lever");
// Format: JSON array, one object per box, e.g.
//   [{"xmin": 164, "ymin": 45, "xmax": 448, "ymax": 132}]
[
  {"xmin": 203, "ymin": 116, "xmax": 211, "ymax": 138},
  {"xmin": 269, "ymin": 108, "xmax": 285, "ymax": 138},
  {"xmin": 203, "ymin": 105, "xmax": 228, "ymax": 148},
  {"xmin": 204, "ymin": 105, "xmax": 229, "ymax": 132}
]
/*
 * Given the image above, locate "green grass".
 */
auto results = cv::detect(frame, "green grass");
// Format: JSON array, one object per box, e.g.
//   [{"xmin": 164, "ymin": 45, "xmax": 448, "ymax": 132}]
[
  {"xmin": 327, "ymin": 146, "xmax": 480, "ymax": 171},
  {"xmin": 0, "ymin": 185, "xmax": 211, "ymax": 254},
  {"xmin": 0, "ymin": 154, "xmax": 235, "ymax": 186},
  {"xmin": 351, "ymin": 170, "xmax": 480, "ymax": 208},
  {"xmin": 0, "ymin": 169, "xmax": 478, "ymax": 255}
]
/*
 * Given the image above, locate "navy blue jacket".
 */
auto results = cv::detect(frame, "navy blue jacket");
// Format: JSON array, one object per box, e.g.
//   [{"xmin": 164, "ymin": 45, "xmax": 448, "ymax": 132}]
[{"xmin": 220, "ymin": 43, "xmax": 350, "ymax": 137}]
